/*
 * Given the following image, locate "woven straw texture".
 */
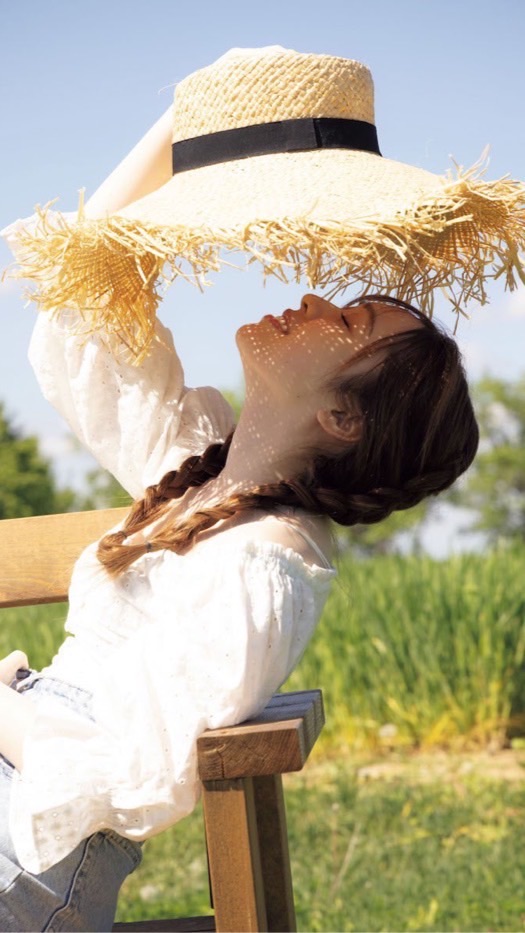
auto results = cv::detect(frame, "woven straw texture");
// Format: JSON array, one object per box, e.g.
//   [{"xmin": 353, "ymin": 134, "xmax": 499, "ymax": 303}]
[
  {"xmin": 172, "ymin": 48, "xmax": 375, "ymax": 142},
  {"xmin": 7, "ymin": 46, "xmax": 525, "ymax": 360}
]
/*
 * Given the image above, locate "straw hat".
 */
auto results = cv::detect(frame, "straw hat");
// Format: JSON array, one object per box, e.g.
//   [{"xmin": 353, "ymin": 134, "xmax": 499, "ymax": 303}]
[{"xmin": 10, "ymin": 46, "xmax": 525, "ymax": 358}]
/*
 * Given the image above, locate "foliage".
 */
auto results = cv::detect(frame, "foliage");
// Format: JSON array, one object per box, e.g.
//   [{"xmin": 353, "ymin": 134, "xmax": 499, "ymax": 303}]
[
  {"xmin": 0, "ymin": 602, "xmax": 65, "ymax": 669},
  {"xmin": 456, "ymin": 375, "xmax": 525, "ymax": 542},
  {"xmin": 0, "ymin": 403, "xmax": 75, "ymax": 518},
  {"xmin": 286, "ymin": 545, "xmax": 525, "ymax": 750},
  {"xmin": 77, "ymin": 467, "xmax": 132, "ymax": 510},
  {"xmin": 337, "ymin": 500, "xmax": 431, "ymax": 556}
]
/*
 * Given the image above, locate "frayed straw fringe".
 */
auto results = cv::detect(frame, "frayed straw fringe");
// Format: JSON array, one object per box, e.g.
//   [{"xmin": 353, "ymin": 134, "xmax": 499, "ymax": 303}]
[{"xmin": 7, "ymin": 170, "xmax": 525, "ymax": 361}]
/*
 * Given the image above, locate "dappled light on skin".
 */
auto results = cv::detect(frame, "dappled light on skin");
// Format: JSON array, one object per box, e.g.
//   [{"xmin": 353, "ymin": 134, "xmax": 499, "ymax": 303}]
[
  {"xmin": 231, "ymin": 293, "xmax": 424, "ymax": 483},
  {"xmin": 169, "ymin": 294, "xmax": 425, "ymax": 517},
  {"xmin": 247, "ymin": 296, "xmax": 414, "ymax": 416},
  {"xmin": 131, "ymin": 293, "xmax": 425, "ymax": 543},
  {"xmin": 236, "ymin": 294, "xmax": 423, "ymax": 393}
]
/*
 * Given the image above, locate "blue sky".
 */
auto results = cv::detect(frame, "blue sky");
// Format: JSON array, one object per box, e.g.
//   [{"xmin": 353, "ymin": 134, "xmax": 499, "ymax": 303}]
[{"xmin": 1, "ymin": 0, "xmax": 524, "ymax": 536}]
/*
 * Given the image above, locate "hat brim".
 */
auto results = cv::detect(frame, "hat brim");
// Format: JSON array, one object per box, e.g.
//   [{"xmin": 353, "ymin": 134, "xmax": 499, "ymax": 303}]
[
  {"xmin": 120, "ymin": 149, "xmax": 444, "ymax": 230},
  {"xmin": 8, "ymin": 149, "xmax": 525, "ymax": 360}
]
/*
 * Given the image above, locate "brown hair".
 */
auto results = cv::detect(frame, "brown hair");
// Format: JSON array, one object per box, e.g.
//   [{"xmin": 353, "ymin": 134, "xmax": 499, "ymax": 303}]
[{"xmin": 98, "ymin": 296, "xmax": 479, "ymax": 575}]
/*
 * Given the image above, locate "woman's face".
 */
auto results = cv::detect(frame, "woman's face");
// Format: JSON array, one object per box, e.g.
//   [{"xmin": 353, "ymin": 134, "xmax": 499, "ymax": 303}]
[{"xmin": 236, "ymin": 293, "xmax": 422, "ymax": 403}]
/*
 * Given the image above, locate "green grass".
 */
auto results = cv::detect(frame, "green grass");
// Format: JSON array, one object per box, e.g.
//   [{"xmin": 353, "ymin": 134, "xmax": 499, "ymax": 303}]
[
  {"xmin": 114, "ymin": 754, "xmax": 525, "ymax": 932},
  {"xmin": 0, "ymin": 601, "xmax": 67, "ymax": 669},
  {"xmin": 286, "ymin": 545, "xmax": 525, "ymax": 750}
]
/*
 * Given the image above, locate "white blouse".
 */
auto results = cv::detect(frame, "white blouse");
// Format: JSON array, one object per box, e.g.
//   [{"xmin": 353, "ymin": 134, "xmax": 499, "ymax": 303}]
[{"xmin": 5, "ymin": 295, "xmax": 335, "ymax": 874}]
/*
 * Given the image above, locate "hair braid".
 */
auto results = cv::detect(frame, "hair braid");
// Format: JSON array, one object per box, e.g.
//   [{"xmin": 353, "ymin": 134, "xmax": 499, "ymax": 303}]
[
  {"xmin": 97, "ymin": 463, "xmax": 330, "ymax": 577},
  {"xmin": 158, "ymin": 436, "xmax": 234, "ymax": 499},
  {"xmin": 306, "ymin": 463, "xmax": 460, "ymax": 527},
  {"xmin": 97, "ymin": 434, "xmax": 234, "ymax": 573},
  {"xmin": 143, "ymin": 477, "xmax": 328, "ymax": 553}
]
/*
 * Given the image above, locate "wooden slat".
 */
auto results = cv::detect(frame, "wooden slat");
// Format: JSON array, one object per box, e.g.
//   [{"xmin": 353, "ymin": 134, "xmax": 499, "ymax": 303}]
[
  {"xmin": 197, "ymin": 690, "xmax": 324, "ymax": 780},
  {"xmin": 199, "ymin": 717, "xmax": 305, "ymax": 780},
  {"xmin": 0, "ymin": 507, "xmax": 129, "ymax": 607},
  {"xmin": 113, "ymin": 918, "xmax": 215, "ymax": 932},
  {"xmin": 267, "ymin": 690, "xmax": 326, "ymax": 740},
  {"xmin": 202, "ymin": 777, "xmax": 267, "ymax": 933},
  {"xmin": 253, "ymin": 775, "xmax": 296, "ymax": 932}
]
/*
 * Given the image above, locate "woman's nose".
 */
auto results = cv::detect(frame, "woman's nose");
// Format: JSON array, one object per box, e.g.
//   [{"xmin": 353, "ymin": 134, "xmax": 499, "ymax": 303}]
[{"xmin": 300, "ymin": 293, "xmax": 336, "ymax": 320}]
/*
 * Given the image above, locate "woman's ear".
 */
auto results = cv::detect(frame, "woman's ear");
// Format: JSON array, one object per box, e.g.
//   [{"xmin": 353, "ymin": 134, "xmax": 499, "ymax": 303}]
[{"xmin": 316, "ymin": 408, "xmax": 363, "ymax": 444}]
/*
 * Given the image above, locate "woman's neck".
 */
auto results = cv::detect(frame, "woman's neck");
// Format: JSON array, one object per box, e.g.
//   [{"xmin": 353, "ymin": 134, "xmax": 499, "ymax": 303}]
[{"xmin": 176, "ymin": 395, "xmax": 315, "ymax": 516}]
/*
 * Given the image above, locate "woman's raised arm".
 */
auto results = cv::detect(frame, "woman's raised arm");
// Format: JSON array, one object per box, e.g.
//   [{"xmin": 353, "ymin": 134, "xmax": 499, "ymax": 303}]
[
  {"xmin": 83, "ymin": 105, "xmax": 173, "ymax": 218},
  {"xmin": 2, "ymin": 102, "xmax": 234, "ymax": 498}
]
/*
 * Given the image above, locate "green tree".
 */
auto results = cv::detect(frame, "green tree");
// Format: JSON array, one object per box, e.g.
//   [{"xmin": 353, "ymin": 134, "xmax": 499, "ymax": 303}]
[
  {"xmin": 78, "ymin": 468, "xmax": 132, "ymax": 510},
  {"xmin": 0, "ymin": 404, "xmax": 75, "ymax": 518},
  {"xmin": 457, "ymin": 375, "xmax": 525, "ymax": 543},
  {"xmin": 339, "ymin": 500, "xmax": 431, "ymax": 556}
]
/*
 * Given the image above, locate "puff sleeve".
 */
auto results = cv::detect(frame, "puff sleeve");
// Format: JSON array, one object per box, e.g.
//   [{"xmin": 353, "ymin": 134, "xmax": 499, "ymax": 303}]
[{"xmin": 28, "ymin": 313, "xmax": 235, "ymax": 496}]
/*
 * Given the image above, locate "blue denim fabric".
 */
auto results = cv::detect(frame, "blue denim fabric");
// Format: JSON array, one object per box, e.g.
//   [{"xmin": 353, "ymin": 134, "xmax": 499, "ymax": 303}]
[{"xmin": 0, "ymin": 676, "xmax": 143, "ymax": 932}]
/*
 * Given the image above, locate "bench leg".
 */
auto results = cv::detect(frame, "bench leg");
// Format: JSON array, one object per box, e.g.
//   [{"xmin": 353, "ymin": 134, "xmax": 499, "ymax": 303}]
[
  {"xmin": 202, "ymin": 777, "xmax": 267, "ymax": 932},
  {"xmin": 202, "ymin": 775, "xmax": 297, "ymax": 933},
  {"xmin": 253, "ymin": 775, "xmax": 296, "ymax": 932}
]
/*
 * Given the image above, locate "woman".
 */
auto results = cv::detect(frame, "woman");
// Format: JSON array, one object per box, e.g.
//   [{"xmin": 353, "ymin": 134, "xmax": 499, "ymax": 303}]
[
  {"xmin": 0, "ymin": 284, "xmax": 478, "ymax": 929},
  {"xmin": 2, "ymin": 43, "xmax": 518, "ymax": 931}
]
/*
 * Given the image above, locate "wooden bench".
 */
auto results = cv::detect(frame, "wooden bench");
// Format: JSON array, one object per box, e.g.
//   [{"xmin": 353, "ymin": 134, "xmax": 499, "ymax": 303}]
[{"xmin": 0, "ymin": 508, "xmax": 324, "ymax": 932}]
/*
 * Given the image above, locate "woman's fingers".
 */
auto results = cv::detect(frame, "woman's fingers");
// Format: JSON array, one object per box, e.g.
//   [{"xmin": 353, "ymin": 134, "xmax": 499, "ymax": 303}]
[{"xmin": 0, "ymin": 650, "xmax": 29, "ymax": 685}]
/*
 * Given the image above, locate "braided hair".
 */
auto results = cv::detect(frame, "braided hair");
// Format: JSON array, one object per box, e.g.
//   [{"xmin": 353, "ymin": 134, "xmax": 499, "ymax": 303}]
[{"xmin": 98, "ymin": 296, "xmax": 479, "ymax": 575}]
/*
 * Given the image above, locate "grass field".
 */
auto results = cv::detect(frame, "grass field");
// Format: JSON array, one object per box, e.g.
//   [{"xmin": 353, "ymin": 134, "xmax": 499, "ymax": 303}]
[
  {"xmin": 287, "ymin": 544, "xmax": 525, "ymax": 751},
  {"xmin": 1, "ymin": 545, "xmax": 525, "ymax": 930},
  {"xmin": 113, "ymin": 752, "xmax": 525, "ymax": 932}
]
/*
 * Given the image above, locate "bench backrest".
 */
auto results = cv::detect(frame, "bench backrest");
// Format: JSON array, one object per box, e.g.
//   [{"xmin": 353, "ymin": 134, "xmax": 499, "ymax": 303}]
[{"xmin": 0, "ymin": 507, "xmax": 129, "ymax": 607}]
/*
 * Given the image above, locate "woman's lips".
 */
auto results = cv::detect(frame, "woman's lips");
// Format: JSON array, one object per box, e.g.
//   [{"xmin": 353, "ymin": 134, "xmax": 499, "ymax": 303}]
[{"xmin": 263, "ymin": 314, "xmax": 289, "ymax": 334}]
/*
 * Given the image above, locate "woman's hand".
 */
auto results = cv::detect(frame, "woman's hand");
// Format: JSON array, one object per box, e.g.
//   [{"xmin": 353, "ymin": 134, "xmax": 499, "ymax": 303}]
[
  {"xmin": 0, "ymin": 650, "xmax": 29, "ymax": 686},
  {"xmin": 0, "ymin": 652, "xmax": 34, "ymax": 771}
]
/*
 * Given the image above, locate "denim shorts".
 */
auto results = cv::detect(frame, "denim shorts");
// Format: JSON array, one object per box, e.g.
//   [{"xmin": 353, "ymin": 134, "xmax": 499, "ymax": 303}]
[{"xmin": 0, "ymin": 675, "xmax": 143, "ymax": 932}]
